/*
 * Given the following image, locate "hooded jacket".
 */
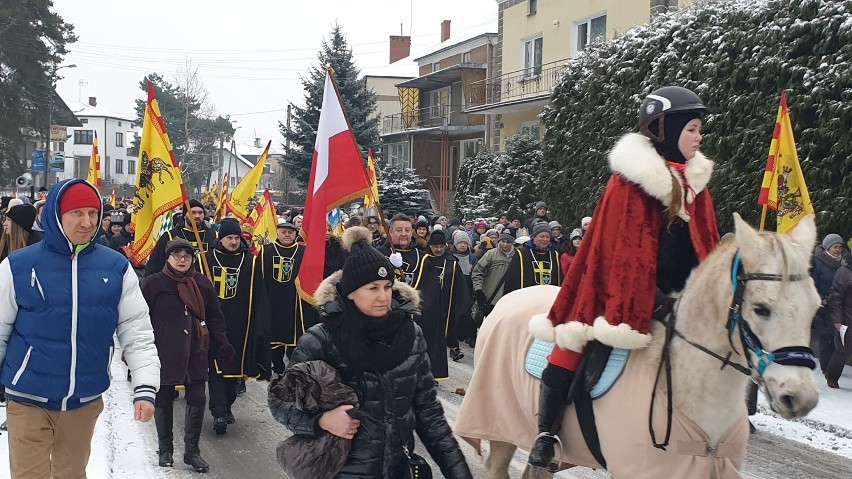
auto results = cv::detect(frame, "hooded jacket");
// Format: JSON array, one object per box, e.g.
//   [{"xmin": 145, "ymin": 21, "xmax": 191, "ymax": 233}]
[
  {"xmin": 271, "ymin": 271, "xmax": 472, "ymax": 478},
  {"xmin": 0, "ymin": 178, "xmax": 160, "ymax": 410}
]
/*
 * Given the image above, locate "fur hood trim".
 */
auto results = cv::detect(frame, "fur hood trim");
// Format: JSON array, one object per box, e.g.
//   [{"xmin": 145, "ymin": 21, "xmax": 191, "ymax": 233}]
[
  {"xmin": 609, "ymin": 133, "xmax": 714, "ymax": 221},
  {"xmin": 313, "ymin": 270, "xmax": 421, "ymax": 307}
]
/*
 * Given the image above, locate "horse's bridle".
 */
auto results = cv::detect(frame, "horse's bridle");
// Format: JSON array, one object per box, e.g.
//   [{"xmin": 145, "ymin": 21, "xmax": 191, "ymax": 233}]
[{"xmin": 650, "ymin": 251, "xmax": 817, "ymax": 450}]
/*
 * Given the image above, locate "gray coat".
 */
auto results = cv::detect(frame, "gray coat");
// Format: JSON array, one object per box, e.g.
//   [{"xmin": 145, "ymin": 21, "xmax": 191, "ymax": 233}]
[{"xmin": 471, "ymin": 246, "xmax": 515, "ymax": 305}]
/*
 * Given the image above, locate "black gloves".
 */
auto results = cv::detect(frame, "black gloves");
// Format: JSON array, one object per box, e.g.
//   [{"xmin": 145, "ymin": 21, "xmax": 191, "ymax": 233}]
[
  {"xmin": 218, "ymin": 344, "xmax": 236, "ymax": 366},
  {"xmin": 652, "ymin": 290, "xmax": 677, "ymax": 321},
  {"xmin": 474, "ymin": 290, "xmax": 488, "ymax": 308}
]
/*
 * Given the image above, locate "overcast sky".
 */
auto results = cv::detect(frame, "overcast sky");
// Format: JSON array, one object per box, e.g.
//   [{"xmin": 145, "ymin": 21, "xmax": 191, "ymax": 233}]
[{"xmin": 51, "ymin": 0, "xmax": 497, "ymax": 148}]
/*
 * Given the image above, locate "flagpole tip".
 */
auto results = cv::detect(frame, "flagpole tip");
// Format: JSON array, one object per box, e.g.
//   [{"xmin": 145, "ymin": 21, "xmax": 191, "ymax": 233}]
[{"xmin": 326, "ymin": 64, "xmax": 335, "ymax": 74}]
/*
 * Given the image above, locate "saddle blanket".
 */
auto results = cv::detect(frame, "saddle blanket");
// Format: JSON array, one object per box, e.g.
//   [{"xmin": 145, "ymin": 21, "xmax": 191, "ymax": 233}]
[{"xmin": 524, "ymin": 339, "xmax": 630, "ymax": 399}]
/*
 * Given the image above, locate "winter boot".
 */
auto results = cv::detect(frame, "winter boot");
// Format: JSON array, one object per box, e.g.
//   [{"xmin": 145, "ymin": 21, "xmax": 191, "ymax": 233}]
[
  {"xmin": 154, "ymin": 405, "xmax": 174, "ymax": 467},
  {"xmin": 528, "ymin": 372, "xmax": 573, "ymax": 472},
  {"xmin": 449, "ymin": 347, "xmax": 464, "ymax": 362},
  {"xmin": 212, "ymin": 415, "xmax": 228, "ymax": 435},
  {"xmin": 184, "ymin": 405, "xmax": 210, "ymax": 473}
]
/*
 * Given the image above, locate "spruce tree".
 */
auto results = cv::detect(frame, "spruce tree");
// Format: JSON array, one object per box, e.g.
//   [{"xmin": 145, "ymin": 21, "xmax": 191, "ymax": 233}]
[
  {"xmin": 492, "ymin": 133, "xmax": 544, "ymax": 216},
  {"xmin": 376, "ymin": 160, "xmax": 432, "ymax": 214},
  {"xmin": 454, "ymin": 149, "xmax": 498, "ymax": 219},
  {"xmin": 280, "ymin": 25, "xmax": 380, "ymax": 185}
]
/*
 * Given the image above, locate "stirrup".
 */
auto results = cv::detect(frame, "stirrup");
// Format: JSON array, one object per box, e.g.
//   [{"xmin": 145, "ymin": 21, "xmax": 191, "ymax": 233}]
[{"xmin": 530, "ymin": 432, "xmax": 564, "ymax": 473}]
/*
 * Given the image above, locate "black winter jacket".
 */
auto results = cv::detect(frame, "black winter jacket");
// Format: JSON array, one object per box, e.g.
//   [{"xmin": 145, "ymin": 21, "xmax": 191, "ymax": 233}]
[
  {"xmin": 811, "ymin": 251, "xmax": 845, "ymax": 333},
  {"xmin": 270, "ymin": 271, "xmax": 472, "ymax": 479}
]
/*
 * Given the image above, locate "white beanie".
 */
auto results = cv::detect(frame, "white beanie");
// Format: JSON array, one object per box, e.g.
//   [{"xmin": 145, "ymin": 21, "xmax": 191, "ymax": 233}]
[{"xmin": 452, "ymin": 229, "xmax": 471, "ymax": 245}]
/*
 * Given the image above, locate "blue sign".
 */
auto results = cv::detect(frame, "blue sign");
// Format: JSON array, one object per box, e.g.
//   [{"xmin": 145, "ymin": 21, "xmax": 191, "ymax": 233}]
[
  {"xmin": 31, "ymin": 150, "xmax": 46, "ymax": 172},
  {"xmin": 49, "ymin": 153, "xmax": 65, "ymax": 172}
]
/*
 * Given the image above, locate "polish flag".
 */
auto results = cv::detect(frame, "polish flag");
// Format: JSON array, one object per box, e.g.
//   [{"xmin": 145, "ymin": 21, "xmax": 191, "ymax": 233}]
[{"xmin": 296, "ymin": 70, "xmax": 371, "ymax": 302}]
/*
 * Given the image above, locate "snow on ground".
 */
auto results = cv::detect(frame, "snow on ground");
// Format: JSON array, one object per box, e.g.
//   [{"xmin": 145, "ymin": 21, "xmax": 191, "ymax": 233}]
[
  {"xmin": 752, "ymin": 365, "xmax": 852, "ymax": 459},
  {"xmin": 1, "ymin": 354, "xmax": 851, "ymax": 476}
]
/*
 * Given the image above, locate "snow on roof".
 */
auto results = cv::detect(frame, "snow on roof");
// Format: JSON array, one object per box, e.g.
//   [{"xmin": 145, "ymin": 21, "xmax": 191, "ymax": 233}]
[
  {"xmin": 64, "ymin": 100, "xmax": 135, "ymax": 122},
  {"xmin": 362, "ymin": 55, "xmax": 419, "ymax": 78},
  {"xmin": 235, "ymin": 141, "xmax": 284, "ymax": 158},
  {"xmin": 411, "ymin": 30, "xmax": 498, "ymax": 63}
]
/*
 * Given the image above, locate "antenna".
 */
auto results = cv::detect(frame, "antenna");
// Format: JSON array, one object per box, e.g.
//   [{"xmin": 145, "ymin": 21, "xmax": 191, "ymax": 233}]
[
  {"xmin": 409, "ymin": 0, "xmax": 413, "ymax": 36},
  {"xmin": 78, "ymin": 79, "xmax": 88, "ymax": 102}
]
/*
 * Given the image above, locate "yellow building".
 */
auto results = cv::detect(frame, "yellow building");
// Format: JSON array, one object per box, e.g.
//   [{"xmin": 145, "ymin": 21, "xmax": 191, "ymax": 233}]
[{"xmin": 467, "ymin": 0, "xmax": 695, "ymax": 151}]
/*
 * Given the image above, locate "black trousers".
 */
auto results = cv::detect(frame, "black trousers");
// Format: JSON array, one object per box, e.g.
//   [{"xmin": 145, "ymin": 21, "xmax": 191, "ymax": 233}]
[
  {"xmin": 271, "ymin": 346, "xmax": 288, "ymax": 375},
  {"xmin": 207, "ymin": 374, "xmax": 238, "ymax": 418},
  {"xmin": 156, "ymin": 383, "xmax": 206, "ymax": 408},
  {"xmin": 818, "ymin": 332, "xmax": 836, "ymax": 372}
]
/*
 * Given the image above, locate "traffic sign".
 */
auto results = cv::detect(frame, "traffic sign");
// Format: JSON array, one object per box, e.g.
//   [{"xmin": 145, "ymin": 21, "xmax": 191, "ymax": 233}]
[
  {"xmin": 49, "ymin": 152, "xmax": 65, "ymax": 172},
  {"xmin": 31, "ymin": 150, "xmax": 46, "ymax": 172}
]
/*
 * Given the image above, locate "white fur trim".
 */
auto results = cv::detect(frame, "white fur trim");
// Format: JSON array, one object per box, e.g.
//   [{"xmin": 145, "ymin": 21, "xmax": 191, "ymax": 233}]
[
  {"xmin": 313, "ymin": 269, "xmax": 421, "ymax": 307},
  {"xmin": 554, "ymin": 322, "xmax": 596, "ymax": 353},
  {"xmin": 608, "ymin": 133, "xmax": 714, "ymax": 216},
  {"xmin": 528, "ymin": 314, "xmax": 556, "ymax": 343},
  {"xmin": 593, "ymin": 317, "xmax": 652, "ymax": 350}
]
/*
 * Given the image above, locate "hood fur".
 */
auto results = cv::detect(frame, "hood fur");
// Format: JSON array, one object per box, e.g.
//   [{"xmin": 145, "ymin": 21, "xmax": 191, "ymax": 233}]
[
  {"xmin": 313, "ymin": 270, "xmax": 421, "ymax": 307},
  {"xmin": 609, "ymin": 133, "xmax": 714, "ymax": 221}
]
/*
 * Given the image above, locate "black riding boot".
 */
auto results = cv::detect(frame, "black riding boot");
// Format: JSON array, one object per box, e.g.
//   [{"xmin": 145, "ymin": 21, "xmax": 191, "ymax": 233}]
[
  {"xmin": 154, "ymin": 405, "xmax": 174, "ymax": 467},
  {"xmin": 528, "ymin": 366, "xmax": 574, "ymax": 471},
  {"xmin": 184, "ymin": 405, "xmax": 210, "ymax": 473}
]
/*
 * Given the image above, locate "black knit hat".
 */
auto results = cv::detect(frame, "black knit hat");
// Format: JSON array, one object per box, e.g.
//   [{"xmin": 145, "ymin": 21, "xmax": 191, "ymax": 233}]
[
  {"xmin": 339, "ymin": 226, "xmax": 395, "ymax": 296},
  {"xmin": 428, "ymin": 229, "xmax": 447, "ymax": 245},
  {"xmin": 182, "ymin": 199, "xmax": 205, "ymax": 215},
  {"xmin": 218, "ymin": 218, "xmax": 242, "ymax": 238},
  {"xmin": 6, "ymin": 204, "xmax": 36, "ymax": 233}
]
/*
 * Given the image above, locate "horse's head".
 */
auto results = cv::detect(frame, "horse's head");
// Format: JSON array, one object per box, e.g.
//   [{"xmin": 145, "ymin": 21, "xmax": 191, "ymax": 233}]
[{"xmin": 733, "ymin": 213, "xmax": 820, "ymax": 419}]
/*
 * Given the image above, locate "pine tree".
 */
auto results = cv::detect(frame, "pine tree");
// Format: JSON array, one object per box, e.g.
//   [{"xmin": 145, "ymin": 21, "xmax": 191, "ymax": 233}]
[
  {"xmin": 376, "ymin": 160, "xmax": 431, "ymax": 214},
  {"xmin": 280, "ymin": 25, "xmax": 380, "ymax": 185},
  {"xmin": 492, "ymin": 133, "xmax": 544, "ymax": 216},
  {"xmin": 454, "ymin": 148, "xmax": 499, "ymax": 219}
]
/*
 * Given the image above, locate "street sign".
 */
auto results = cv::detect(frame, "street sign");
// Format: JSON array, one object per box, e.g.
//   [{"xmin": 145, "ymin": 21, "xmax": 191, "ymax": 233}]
[
  {"xmin": 49, "ymin": 125, "xmax": 68, "ymax": 142},
  {"xmin": 49, "ymin": 152, "xmax": 65, "ymax": 172},
  {"xmin": 31, "ymin": 150, "xmax": 46, "ymax": 172}
]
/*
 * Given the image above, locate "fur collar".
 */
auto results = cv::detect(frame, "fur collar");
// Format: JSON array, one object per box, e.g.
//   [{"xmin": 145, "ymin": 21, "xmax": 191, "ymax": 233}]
[
  {"xmin": 313, "ymin": 270, "xmax": 421, "ymax": 307},
  {"xmin": 609, "ymin": 133, "xmax": 714, "ymax": 221}
]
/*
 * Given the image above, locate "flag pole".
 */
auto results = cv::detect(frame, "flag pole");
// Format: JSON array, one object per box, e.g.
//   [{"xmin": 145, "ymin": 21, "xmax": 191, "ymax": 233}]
[
  {"xmin": 758, "ymin": 204, "xmax": 768, "ymax": 232},
  {"xmin": 183, "ymin": 198, "xmax": 213, "ymax": 282}
]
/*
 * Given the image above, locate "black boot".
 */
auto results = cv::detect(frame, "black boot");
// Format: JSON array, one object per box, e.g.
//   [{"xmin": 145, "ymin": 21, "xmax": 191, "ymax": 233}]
[
  {"xmin": 184, "ymin": 405, "xmax": 210, "ymax": 473},
  {"xmin": 528, "ymin": 369, "xmax": 573, "ymax": 472},
  {"xmin": 154, "ymin": 405, "xmax": 174, "ymax": 467}
]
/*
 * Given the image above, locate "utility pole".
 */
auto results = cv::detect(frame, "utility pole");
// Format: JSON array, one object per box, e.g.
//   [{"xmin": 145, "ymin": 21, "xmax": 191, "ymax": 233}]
[{"xmin": 218, "ymin": 135, "xmax": 224, "ymax": 185}]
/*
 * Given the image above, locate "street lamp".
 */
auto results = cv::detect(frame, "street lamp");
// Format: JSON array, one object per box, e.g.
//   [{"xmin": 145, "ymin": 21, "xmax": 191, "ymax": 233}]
[{"xmin": 44, "ymin": 64, "xmax": 76, "ymax": 190}]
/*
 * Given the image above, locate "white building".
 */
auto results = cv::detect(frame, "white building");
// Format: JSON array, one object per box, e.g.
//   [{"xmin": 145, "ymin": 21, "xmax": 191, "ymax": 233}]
[{"xmin": 55, "ymin": 97, "xmax": 141, "ymax": 197}]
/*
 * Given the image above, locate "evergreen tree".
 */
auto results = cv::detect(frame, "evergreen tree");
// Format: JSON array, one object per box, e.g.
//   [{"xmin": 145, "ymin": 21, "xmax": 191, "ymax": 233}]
[
  {"xmin": 541, "ymin": 0, "xmax": 852, "ymax": 234},
  {"xmin": 454, "ymin": 148, "xmax": 499, "ymax": 219},
  {"xmin": 376, "ymin": 160, "xmax": 431, "ymax": 214},
  {"xmin": 280, "ymin": 24, "xmax": 380, "ymax": 185},
  {"xmin": 0, "ymin": 1, "xmax": 76, "ymax": 185},
  {"xmin": 492, "ymin": 133, "xmax": 544, "ymax": 216}
]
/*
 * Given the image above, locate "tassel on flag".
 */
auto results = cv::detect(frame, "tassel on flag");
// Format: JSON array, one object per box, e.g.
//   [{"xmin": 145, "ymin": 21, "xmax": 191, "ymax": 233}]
[
  {"xmin": 757, "ymin": 91, "xmax": 814, "ymax": 233},
  {"xmin": 87, "ymin": 131, "xmax": 102, "ymax": 187},
  {"xmin": 296, "ymin": 69, "xmax": 372, "ymax": 302}
]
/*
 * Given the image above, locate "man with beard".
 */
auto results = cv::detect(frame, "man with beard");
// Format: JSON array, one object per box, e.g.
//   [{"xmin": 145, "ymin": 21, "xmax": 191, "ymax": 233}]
[
  {"xmin": 261, "ymin": 220, "xmax": 313, "ymax": 373},
  {"xmin": 377, "ymin": 214, "xmax": 446, "ymax": 380},
  {"xmin": 205, "ymin": 218, "xmax": 271, "ymax": 435},
  {"xmin": 146, "ymin": 199, "xmax": 216, "ymax": 277},
  {"xmin": 426, "ymin": 230, "xmax": 470, "ymax": 362},
  {"xmin": 504, "ymin": 221, "xmax": 563, "ymax": 293}
]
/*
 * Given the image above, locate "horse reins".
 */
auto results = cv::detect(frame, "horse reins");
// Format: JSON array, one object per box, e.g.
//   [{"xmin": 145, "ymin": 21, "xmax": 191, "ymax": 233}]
[{"xmin": 649, "ymin": 251, "xmax": 817, "ymax": 451}]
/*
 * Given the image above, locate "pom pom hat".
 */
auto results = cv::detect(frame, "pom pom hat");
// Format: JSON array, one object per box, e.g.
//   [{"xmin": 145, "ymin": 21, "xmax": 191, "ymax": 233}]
[{"xmin": 339, "ymin": 226, "xmax": 396, "ymax": 296}]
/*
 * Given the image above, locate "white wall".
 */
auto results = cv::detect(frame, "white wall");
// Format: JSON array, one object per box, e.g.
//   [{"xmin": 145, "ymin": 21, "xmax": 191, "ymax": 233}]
[{"xmin": 55, "ymin": 116, "xmax": 140, "ymax": 190}]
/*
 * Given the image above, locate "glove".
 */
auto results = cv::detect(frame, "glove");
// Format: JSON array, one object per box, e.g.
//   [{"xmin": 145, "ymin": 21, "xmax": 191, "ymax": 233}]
[
  {"xmin": 474, "ymin": 290, "xmax": 488, "ymax": 309},
  {"xmin": 218, "ymin": 344, "xmax": 236, "ymax": 366},
  {"xmin": 652, "ymin": 295, "xmax": 677, "ymax": 321}
]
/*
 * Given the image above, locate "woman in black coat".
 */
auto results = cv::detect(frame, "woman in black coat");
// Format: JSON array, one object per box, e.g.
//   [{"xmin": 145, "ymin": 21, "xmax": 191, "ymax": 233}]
[
  {"xmin": 270, "ymin": 227, "xmax": 472, "ymax": 478},
  {"xmin": 141, "ymin": 238, "xmax": 235, "ymax": 473}
]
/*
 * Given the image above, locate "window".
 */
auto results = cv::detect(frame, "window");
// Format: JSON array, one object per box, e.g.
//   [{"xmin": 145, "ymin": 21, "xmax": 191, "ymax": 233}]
[
  {"xmin": 432, "ymin": 62, "xmax": 441, "ymax": 72},
  {"xmin": 577, "ymin": 15, "xmax": 607, "ymax": 51},
  {"xmin": 52, "ymin": 141, "xmax": 64, "ymax": 152},
  {"xmin": 74, "ymin": 130, "xmax": 94, "ymax": 145},
  {"xmin": 80, "ymin": 118, "xmax": 88, "ymax": 124},
  {"xmin": 461, "ymin": 139, "xmax": 482, "ymax": 161},
  {"xmin": 128, "ymin": 160, "xmax": 136, "ymax": 175},
  {"xmin": 523, "ymin": 36, "xmax": 543, "ymax": 78},
  {"xmin": 528, "ymin": 0, "xmax": 538, "ymax": 15},
  {"xmin": 519, "ymin": 121, "xmax": 541, "ymax": 139},
  {"xmin": 462, "ymin": 51, "xmax": 471, "ymax": 63},
  {"xmin": 117, "ymin": 121, "xmax": 122, "ymax": 127},
  {"xmin": 115, "ymin": 132, "xmax": 123, "ymax": 147},
  {"xmin": 115, "ymin": 158, "xmax": 123, "ymax": 174},
  {"xmin": 388, "ymin": 142, "xmax": 410, "ymax": 169}
]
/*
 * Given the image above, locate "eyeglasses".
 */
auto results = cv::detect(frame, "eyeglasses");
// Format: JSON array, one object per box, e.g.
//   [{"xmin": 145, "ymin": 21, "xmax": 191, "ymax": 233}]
[
  {"xmin": 169, "ymin": 253, "xmax": 193, "ymax": 261},
  {"xmin": 368, "ymin": 221, "xmax": 379, "ymax": 225}
]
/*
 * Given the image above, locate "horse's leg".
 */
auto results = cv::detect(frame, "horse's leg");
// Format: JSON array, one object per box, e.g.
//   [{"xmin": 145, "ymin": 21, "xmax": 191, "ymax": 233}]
[{"xmin": 484, "ymin": 440, "xmax": 515, "ymax": 479}]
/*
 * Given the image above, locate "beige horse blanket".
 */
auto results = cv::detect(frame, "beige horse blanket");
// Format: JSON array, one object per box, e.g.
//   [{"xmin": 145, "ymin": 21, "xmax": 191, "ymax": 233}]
[{"xmin": 454, "ymin": 286, "xmax": 749, "ymax": 479}]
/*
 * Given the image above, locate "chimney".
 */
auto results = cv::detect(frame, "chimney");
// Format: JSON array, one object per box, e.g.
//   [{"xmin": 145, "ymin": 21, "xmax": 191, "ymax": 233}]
[
  {"xmin": 441, "ymin": 20, "xmax": 451, "ymax": 42},
  {"xmin": 389, "ymin": 35, "xmax": 411, "ymax": 64},
  {"xmin": 88, "ymin": 96, "xmax": 97, "ymax": 107},
  {"xmin": 254, "ymin": 138, "xmax": 261, "ymax": 148}
]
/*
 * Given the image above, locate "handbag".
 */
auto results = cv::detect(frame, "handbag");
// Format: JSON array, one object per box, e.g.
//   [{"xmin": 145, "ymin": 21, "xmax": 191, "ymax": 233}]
[{"xmin": 402, "ymin": 444, "xmax": 433, "ymax": 479}]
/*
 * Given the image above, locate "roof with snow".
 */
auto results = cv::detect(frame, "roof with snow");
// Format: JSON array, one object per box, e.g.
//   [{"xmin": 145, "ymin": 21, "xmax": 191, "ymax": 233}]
[
  {"xmin": 362, "ymin": 55, "xmax": 419, "ymax": 78},
  {"xmin": 235, "ymin": 142, "xmax": 284, "ymax": 158},
  {"xmin": 64, "ymin": 100, "xmax": 135, "ymax": 122},
  {"xmin": 412, "ymin": 32, "xmax": 498, "ymax": 63}
]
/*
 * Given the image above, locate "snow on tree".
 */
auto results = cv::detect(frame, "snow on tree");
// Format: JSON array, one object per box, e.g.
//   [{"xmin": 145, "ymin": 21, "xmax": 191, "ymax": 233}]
[
  {"xmin": 454, "ymin": 148, "xmax": 499, "ymax": 219},
  {"xmin": 541, "ymin": 0, "xmax": 852, "ymax": 234},
  {"xmin": 375, "ymin": 160, "xmax": 432, "ymax": 214}
]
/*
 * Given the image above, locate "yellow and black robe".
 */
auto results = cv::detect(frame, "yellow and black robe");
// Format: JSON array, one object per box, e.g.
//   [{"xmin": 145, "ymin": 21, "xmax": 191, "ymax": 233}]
[
  {"xmin": 504, "ymin": 244, "xmax": 563, "ymax": 294},
  {"xmin": 427, "ymin": 253, "xmax": 472, "ymax": 351},
  {"xmin": 145, "ymin": 225, "xmax": 217, "ymax": 277},
  {"xmin": 206, "ymin": 242, "xmax": 271, "ymax": 379},
  {"xmin": 261, "ymin": 241, "xmax": 314, "ymax": 348}
]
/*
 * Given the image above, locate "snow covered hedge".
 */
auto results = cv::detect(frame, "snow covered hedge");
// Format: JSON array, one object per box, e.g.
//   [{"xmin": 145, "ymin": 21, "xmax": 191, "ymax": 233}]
[{"xmin": 541, "ymin": 0, "xmax": 852, "ymax": 234}]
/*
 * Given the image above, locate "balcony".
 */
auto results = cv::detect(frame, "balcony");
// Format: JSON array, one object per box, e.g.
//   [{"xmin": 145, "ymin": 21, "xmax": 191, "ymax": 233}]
[
  {"xmin": 382, "ymin": 104, "xmax": 484, "ymax": 136},
  {"xmin": 466, "ymin": 59, "xmax": 569, "ymax": 114}
]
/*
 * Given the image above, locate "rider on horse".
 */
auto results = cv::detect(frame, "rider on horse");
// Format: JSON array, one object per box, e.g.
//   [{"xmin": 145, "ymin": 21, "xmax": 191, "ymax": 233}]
[{"xmin": 527, "ymin": 86, "xmax": 721, "ymax": 470}]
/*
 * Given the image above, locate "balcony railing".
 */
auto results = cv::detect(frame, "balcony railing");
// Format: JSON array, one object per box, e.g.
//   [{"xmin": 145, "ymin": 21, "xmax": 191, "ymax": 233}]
[
  {"xmin": 468, "ymin": 59, "xmax": 569, "ymax": 109},
  {"xmin": 382, "ymin": 104, "xmax": 482, "ymax": 135}
]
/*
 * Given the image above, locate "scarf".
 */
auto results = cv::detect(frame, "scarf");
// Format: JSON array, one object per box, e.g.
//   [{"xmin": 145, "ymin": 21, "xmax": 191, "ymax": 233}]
[
  {"xmin": 162, "ymin": 263, "xmax": 209, "ymax": 353},
  {"xmin": 454, "ymin": 251, "xmax": 473, "ymax": 275}
]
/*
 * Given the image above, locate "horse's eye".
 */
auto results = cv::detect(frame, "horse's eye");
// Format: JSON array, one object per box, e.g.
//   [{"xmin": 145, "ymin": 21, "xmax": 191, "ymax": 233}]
[{"xmin": 753, "ymin": 304, "xmax": 771, "ymax": 318}]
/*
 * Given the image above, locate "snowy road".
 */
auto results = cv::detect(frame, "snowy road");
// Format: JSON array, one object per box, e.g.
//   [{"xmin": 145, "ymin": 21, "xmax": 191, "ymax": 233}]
[{"xmin": 3, "ymin": 343, "xmax": 851, "ymax": 478}]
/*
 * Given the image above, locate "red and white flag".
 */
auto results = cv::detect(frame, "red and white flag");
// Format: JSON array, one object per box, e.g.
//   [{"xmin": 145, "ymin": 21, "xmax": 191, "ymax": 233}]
[{"xmin": 296, "ymin": 70, "xmax": 371, "ymax": 302}]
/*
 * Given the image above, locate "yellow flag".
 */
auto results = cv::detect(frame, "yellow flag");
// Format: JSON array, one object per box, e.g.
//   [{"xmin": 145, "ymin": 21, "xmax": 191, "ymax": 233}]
[
  {"xmin": 243, "ymin": 188, "xmax": 278, "ymax": 256},
  {"xmin": 363, "ymin": 148, "xmax": 380, "ymax": 211},
  {"xmin": 109, "ymin": 188, "xmax": 116, "ymax": 208},
  {"xmin": 129, "ymin": 81, "xmax": 187, "ymax": 264},
  {"xmin": 86, "ymin": 131, "xmax": 102, "ymax": 187},
  {"xmin": 758, "ymin": 92, "xmax": 814, "ymax": 234},
  {"xmin": 226, "ymin": 141, "xmax": 270, "ymax": 221},
  {"xmin": 214, "ymin": 173, "xmax": 229, "ymax": 223}
]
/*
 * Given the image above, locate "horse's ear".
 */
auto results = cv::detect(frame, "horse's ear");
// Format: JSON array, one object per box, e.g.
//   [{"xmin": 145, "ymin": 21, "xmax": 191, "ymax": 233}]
[
  {"xmin": 733, "ymin": 213, "xmax": 761, "ymax": 260},
  {"xmin": 787, "ymin": 214, "xmax": 817, "ymax": 254}
]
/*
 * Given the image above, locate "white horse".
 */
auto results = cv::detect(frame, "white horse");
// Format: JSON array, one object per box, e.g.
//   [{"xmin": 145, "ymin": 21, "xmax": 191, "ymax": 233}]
[{"xmin": 453, "ymin": 215, "xmax": 821, "ymax": 479}]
